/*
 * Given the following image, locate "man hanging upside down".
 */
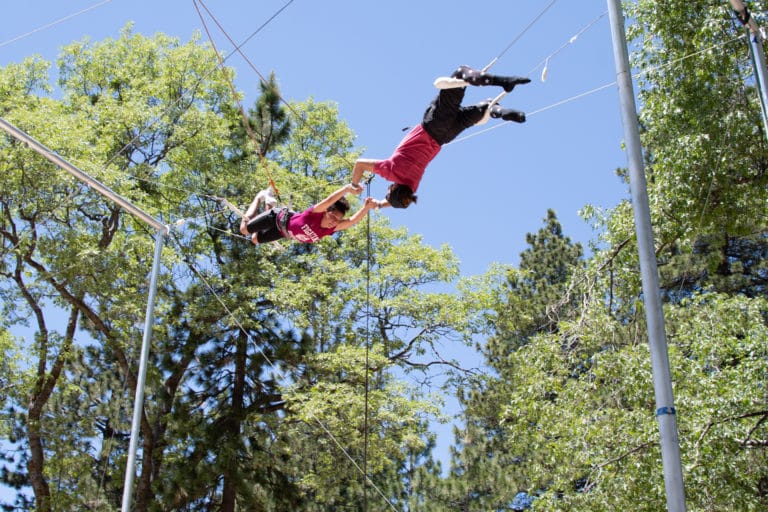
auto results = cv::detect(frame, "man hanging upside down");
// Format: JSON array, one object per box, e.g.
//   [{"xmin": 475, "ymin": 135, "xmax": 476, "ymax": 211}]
[{"xmin": 350, "ymin": 65, "xmax": 530, "ymax": 209}]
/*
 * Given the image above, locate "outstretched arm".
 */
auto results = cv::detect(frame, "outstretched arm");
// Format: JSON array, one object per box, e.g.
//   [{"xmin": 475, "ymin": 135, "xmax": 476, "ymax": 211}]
[
  {"xmin": 334, "ymin": 197, "xmax": 380, "ymax": 232},
  {"xmin": 312, "ymin": 183, "xmax": 358, "ymax": 213},
  {"xmin": 351, "ymin": 159, "xmax": 378, "ymax": 190}
]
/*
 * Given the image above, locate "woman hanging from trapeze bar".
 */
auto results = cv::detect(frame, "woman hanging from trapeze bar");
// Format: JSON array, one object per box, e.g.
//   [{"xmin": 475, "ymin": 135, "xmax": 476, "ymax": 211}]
[
  {"xmin": 239, "ymin": 184, "xmax": 379, "ymax": 245},
  {"xmin": 350, "ymin": 64, "xmax": 530, "ymax": 209}
]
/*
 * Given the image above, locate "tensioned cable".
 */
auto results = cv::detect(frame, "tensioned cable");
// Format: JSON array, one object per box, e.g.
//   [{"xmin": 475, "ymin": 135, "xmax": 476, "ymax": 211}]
[
  {"xmin": 165, "ymin": 231, "xmax": 400, "ymax": 512},
  {"xmin": 447, "ymin": 81, "xmax": 617, "ymax": 145},
  {"xmin": 453, "ymin": 0, "xmax": 563, "ymax": 126},
  {"xmin": 482, "ymin": 0, "xmax": 560, "ymax": 72},
  {"xmin": 203, "ymin": 0, "xmax": 295, "ymax": 65},
  {"xmin": 194, "ymin": 0, "xmax": 293, "ymax": 99},
  {"xmin": 527, "ymin": 11, "xmax": 609, "ymax": 80},
  {"xmin": 0, "ymin": 0, "xmax": 114, "ymax": 49}
]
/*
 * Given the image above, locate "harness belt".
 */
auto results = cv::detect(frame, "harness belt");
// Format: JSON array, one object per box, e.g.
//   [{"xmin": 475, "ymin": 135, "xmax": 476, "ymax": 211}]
[{"xmin": 276, "ymin": 207, "xmax": 295, "ymax": 239}]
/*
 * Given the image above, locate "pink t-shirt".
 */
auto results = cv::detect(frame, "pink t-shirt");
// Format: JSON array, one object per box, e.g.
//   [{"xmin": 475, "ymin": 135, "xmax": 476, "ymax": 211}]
[
  {"xmin": 286, "ymin": 207, "xmax": 336, "ymax": 243},
  {"xmin": 373, "ymin": 124, "xmax": 441, "ymax": 192}
]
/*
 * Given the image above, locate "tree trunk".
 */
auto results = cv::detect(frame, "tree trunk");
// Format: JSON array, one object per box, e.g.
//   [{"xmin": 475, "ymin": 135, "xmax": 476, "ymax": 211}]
[
  {"xmin": 25, "ymin": 302, "xmax": 80, "ymax": 511},
  {"xmin": 220, "ymin": 332, "xmax": 248, "ymax": 512},
  {"xmin": 26, "ymin": 419, "xmax": 51, "ymax": 512}
]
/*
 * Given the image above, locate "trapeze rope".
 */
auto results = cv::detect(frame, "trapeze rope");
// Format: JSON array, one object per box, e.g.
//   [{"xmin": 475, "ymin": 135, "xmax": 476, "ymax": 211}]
[
  {"xmin": 195, "ymin": 0, "xmax": 294, "ymax": 92},
  {"xmin": 197, "ymin": 0, "xmax": 295, "ymax": 69},
  {"xmin": 9, "ymin": 0, "xmax": 295, "ymax": 227},
  {"xmin": 193, "ymin": 0, "xmax": 284, "ymax": 202},
  {"xmin": 193, "ymin": 0, "xmax": 363, "ymax": 177},
  {"xmin": 194, "ymin": 0, "xmax": 365, "ymax": 220}
]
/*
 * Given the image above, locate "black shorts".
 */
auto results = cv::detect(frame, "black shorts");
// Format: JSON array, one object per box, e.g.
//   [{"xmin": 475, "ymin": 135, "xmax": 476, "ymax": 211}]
[
  {"xmin": 422, "ymin": 87, "xmax": 485, "ymax": 145},
  {"xmin": 246, "ymin": 208, "xmax": 288, "ymax": 244}
]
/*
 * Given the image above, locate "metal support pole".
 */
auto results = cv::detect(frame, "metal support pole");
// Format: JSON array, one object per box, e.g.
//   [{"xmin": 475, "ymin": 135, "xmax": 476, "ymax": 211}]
[
  {"xmin": 729, "ymin": 0, "xmax": 768, "ymax": 142},
  {"xmin": 121, "ymin": 231, "xmax": 165, "ymax": 512},
  {"xmin": 606, "ymin": 2, "xmax": 687, "ymax": 511},
  {"xmin": 0, "ymin": 117, "xmax": 169, "ymax": 512},
  {"xmin": 0, "ymin": 118, "xmax": 168, "ymax": 233}
]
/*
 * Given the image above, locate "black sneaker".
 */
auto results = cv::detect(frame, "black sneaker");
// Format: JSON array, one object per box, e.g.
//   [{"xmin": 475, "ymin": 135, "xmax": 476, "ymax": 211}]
[
  {"xmin": 490, "ymin": 105, "xmax": 526, "ymax": 123},
  {"xmin": 492, "ymin": 75, "xmax": 531, "ymax": 93}
]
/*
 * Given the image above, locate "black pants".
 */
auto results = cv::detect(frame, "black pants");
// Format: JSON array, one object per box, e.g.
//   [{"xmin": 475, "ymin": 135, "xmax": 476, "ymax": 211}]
[{"xmin": 421, "ymin": 87, "xmax": 485, "ymax": 145}]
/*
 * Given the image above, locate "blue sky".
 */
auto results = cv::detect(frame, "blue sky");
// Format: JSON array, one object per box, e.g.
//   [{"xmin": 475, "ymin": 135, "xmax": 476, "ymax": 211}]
[
  {"xmin": 2, "ymin": 0, "xmax": 632, "ymax": 495},
  {"xmin": 2, "ymin": 0, "xmax": 629, "ymax": 274}
]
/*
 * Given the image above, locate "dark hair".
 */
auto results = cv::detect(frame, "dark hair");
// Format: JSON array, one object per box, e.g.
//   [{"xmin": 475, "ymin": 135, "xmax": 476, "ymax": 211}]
[
  {"xmin": 386, "ymin": 184, "xmax": 417, "ymax": 209},
  {"xmin": 329, "ymin": 196, "xmax": 351, "ymax": 215}
]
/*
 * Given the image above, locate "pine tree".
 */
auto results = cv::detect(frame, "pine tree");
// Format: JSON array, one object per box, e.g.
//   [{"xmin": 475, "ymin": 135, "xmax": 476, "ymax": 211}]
[{"xmin": 445, "ymin": 210, "xmax": 583, "ymax": 510}]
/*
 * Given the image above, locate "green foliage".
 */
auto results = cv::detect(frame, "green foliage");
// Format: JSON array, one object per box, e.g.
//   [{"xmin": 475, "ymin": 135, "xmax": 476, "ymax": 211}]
[
  {"xmin": 0, "ymin": 24, "xmax": 472, "ymax": 512},
  {"xmin": 624, "ymin": 0, "xmax": 768, "ymax": 301},
  {"xmin": 441, "ymin": 3, "xmax": 768, "ymax": 509},
  {"xmin": 3, "ymin": 2, "xmax": 768, "ymax": 510},
  {"xmin": 441, "ymin": 210, "xmax": 585, "ymax": 511}
]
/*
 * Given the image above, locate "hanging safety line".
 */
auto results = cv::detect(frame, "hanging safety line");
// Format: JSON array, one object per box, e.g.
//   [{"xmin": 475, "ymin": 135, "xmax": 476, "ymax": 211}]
[
  {"xmin": 362, "ymin": 179, "xmax": 373, "ymax": 512},
  {"xmin": 528, "ymin": 11, "xmax": 609, "ymax": 80}
]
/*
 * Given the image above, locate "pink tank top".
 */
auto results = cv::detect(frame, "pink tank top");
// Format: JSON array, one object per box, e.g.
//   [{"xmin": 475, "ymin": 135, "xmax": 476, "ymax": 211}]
[
  {"xmin": 373, "ymin": 124, "xmax": 440, "ymax": 192},
  {"xmin": 286, "ymin": 207, "xmax": 336, "ymax": 243}
]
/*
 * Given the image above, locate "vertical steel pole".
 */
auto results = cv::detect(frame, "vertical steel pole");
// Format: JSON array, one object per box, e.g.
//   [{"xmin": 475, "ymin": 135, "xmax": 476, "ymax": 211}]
[
  {"xmin": 121, "ymin": 230, "xmax": 165, "ymax": 512},
  {"xmin": 606, "ymin": 2, "xmax": 687, "ymax": 511},
  {"xmin": 729, "ymin": 0, "xmax": 768, "ymax": 141},
  {"xmin": 0, "ymin": 117, "xmax": 168, "ymax": 512}
]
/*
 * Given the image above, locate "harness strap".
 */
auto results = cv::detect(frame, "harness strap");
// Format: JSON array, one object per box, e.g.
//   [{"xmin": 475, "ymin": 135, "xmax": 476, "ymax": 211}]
[{"xmin": 276, "ymin": 207, "xmax": 294, "ymax": 239}]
